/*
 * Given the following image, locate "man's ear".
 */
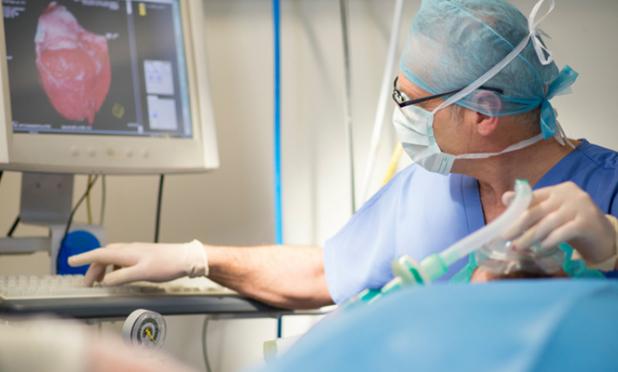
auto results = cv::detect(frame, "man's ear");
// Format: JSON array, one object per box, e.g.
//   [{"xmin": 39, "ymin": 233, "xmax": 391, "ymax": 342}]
[
  {"xmin": 473, "ymin": 91, "xmax": 502, "ymax": 137},
  {"xmin": 476, "ymin": 112, "xmax": 500, "ymax": 136}
]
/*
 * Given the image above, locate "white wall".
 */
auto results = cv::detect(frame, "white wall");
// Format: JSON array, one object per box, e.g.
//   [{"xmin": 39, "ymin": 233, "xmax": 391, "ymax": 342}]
[{"xmin": 0, "ymin": 1, "xmax": 617, "ymax": 371}]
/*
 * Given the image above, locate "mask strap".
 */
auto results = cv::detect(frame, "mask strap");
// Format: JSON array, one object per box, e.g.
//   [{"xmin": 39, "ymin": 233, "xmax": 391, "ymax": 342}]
[
  {"xmin": 555, "ymin": 121, "xmax": 576, "ymax": 149},
  {"xmin": 432, "ymin": 0, "xmax": 556, "ymax": 114},
  {"xmin": 454, "ymin": 133, "xmax": 544, "ymax": 160}
]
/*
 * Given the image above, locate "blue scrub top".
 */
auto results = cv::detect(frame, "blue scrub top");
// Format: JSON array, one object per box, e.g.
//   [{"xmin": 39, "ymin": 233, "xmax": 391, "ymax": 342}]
[{"xmin": 324, "ymin": 140, "xmax": 618, "ymax": 304}]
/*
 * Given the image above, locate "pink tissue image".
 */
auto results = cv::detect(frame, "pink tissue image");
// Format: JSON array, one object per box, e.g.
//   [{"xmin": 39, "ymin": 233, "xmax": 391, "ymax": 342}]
[{"xmin": 35, "ymin": 2, "xmax": 111, "ymax": 125}]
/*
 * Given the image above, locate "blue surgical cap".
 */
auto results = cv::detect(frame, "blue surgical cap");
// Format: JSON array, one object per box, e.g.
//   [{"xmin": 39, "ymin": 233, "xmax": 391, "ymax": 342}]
[{"xmin": 400, "ymin": 0, "xmax": 577, "ymax": 138}]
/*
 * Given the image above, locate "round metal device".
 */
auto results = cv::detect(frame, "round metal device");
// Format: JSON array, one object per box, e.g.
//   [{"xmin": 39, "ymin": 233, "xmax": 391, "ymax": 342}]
[{"xmin": 122, "ymin": 309, "xmax": 167, "ymax": 348}]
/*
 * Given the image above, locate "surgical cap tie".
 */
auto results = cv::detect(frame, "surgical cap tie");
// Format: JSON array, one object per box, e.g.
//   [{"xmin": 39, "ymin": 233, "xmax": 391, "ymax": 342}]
[
  {"xmin": 528, "ymin": 0, "xmax": 556, "ymax": 66},
  {"xmin": 540, "ymin": 66, "xmax": 579, "ymax": 140}
]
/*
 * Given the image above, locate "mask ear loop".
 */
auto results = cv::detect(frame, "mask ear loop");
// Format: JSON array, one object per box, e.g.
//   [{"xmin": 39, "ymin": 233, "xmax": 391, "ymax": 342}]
[{"xmin": 554, "ymin": 119, "xmax": 575, "ymax": 149}]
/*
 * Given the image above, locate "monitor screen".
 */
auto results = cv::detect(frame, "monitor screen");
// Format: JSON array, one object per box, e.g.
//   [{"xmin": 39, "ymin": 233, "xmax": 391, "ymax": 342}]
[
  {"xmin": 0, "ymin": 0, "xmax": 218, "ymax": 174},
  {"xmin": 3, "ymin": 0, "xmax": 192, "ymax": 138}
]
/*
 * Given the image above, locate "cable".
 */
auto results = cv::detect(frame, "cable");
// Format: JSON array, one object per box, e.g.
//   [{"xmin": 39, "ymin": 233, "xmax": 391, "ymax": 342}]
[
  {"xmin": 7, "ymin": 216, "xmax": 20, "ymax": 237},
  {"xmin": 202, "ymin": 316, "xmax": 214, "ymax": 372},
  {"xmin": 382, "ymin": 143, "xmax": 404, "ymax": 185},
  {"xmin": 339, "ymin": 0, "xmax": 357, "ymax": 214},
  {"xmin": 86, "ymin": 175, "xmax": 93, "ymax": 225},
  {"xmin": 0, "ymin": 171, "xmax": 17, "ymax": 238},
  {"xmin": 99, "ymin": 175, "xmax": 107, "ymax": 225},
  {"xmin": 360, "ymin": 0, "xmax": 405, "ymax": 202},
  {"xmin": 60, "ymin": 175, "xmax": 100, "ymax": 249},
  {"xmin": 0, "ymin": 171, "xmax": 19, "ymax": 238},
  {"xmin": 273, "ymin": 0, "xmax": 283, "ymax": 246},
  {"xmin": 272, "ymin": 0, "xmax": 284, "ymax": 339},
  {"xmin": 154, "ymin": 174, "xmax": 164, "ymax": 243}
]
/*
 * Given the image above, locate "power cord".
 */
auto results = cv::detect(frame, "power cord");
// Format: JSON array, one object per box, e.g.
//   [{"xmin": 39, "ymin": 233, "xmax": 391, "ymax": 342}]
[
  {"xmin": 6, "ymin": 216, "xmax": 20, "ymax": 237},
  {"xmin": 99, "ymin": 175, "xmax": 107, "ymax": 225},
  {"xmin": 339, "ymin": 0, "xmax": 357, "ymax": 214},
  {"xmin": 202, "ymin": 316, "xmax": 214, "ymax": 372},
  {"xmin": 59, "ymin": 175, "xmax": 100, "ymax": 249},
  {"xmin": 6, "ymin": 175, "xmax": 103, "ymax": 239},
  {"xmin": 154, "ymin": 174, "xmax": 164, "ymax": 243},
  {"xmin": 86, "ymin": 175, "xmax": 94, "ymax": 224},
  {"xmin": 0, "ymin": 171, "xmax": 19, "ymax": 238}
]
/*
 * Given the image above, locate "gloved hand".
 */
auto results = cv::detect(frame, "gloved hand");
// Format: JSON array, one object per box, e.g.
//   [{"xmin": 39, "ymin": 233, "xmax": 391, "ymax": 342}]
[
  {"xmin": 68, "ymin": 240, "xmax": 209, "ymax": 286},
  {"xmin": 502, "ymin": 182, "xmax": 617, "ymax": 268}
]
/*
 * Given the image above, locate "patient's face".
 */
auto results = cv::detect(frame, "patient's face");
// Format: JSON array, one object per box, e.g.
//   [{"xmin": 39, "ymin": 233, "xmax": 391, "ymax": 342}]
[{"xmin": 470, "ymin": 267, "xmax": 567, "ymax": 282}]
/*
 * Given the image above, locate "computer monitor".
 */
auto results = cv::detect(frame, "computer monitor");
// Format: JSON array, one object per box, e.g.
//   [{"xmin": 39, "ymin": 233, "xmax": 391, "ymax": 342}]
[{"xmin": 0, "ymin": 0, "xmax": 218, "ymax": 174}]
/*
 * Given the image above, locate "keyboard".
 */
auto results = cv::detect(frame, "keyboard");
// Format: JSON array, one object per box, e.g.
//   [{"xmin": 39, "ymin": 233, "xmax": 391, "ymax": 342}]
[
  {"xmin": 0, "ymin": 275, "xmax": 235, "ymax": 301},
  {"xmin": 0, "ymin": 275, "xmax": 279, "ymax": 318}
]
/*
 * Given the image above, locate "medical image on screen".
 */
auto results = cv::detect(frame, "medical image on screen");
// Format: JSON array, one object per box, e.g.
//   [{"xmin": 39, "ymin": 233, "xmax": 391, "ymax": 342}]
[
  {"xmin": 35, "ymin": 3, "xmax": 112, "ymax": 125},
  {"xmin": 3, "ymin": 0, "xmax": 192, "ymax": 138}
]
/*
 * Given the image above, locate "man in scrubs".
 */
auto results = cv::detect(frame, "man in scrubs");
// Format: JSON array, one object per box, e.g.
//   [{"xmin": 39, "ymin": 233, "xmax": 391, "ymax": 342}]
[{"xmin": 70, "ymin": 0, "xmax": 618, "ymax": 308}]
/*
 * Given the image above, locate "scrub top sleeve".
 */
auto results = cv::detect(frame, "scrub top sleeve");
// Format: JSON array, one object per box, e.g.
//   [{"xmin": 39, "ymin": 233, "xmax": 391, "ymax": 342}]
[{"xmin": 323, "ymin": 169, "xmax": 413, "ymax": 304}]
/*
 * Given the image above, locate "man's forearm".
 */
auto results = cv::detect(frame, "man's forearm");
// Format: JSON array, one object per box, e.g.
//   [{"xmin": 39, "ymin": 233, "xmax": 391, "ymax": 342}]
[{"xmin": 204, "ymin": 245, "xmax": 333, "ymax": 310}]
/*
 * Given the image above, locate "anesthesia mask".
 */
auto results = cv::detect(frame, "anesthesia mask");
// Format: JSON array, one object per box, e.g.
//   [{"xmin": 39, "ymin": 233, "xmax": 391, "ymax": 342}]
[{"xmin": 452, "ymin": 241, "xmax": 605, "ymax": 283}]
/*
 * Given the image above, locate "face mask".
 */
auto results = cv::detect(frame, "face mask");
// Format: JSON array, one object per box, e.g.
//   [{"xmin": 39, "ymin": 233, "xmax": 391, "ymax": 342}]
[
  {"xmin": 393, "ymin": 0, "xmax": 567, "ymax": 175},
  {"xmin": 393, "ymin": 106, "xmax": 545, "ymax": 175}
]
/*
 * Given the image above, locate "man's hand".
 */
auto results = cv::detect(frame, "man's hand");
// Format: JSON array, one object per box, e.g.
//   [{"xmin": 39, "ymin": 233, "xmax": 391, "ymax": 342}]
[
  {"xmin": 502, "ymin": 182, "xmax": 617, "ymax": 266},
  {"xmin": 68, "ymin": 240, "xmax": 208, "ymax": 286}
]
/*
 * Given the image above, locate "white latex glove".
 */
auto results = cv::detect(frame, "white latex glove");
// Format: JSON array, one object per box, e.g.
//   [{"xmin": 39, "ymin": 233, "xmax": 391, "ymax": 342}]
[
  {"xmin": 502, "ymin": 182, "xmax": 617, "ymax": 267},
  {"xmin": 68, "ymin": 240, "xmax": 208, "ymax": 286}
]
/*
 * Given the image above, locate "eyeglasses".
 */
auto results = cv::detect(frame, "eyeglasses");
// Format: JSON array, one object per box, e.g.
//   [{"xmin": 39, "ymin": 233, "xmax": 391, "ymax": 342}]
[{"xmin": 392, "ymin": 76, "xmax": 504, "ymax": 109}]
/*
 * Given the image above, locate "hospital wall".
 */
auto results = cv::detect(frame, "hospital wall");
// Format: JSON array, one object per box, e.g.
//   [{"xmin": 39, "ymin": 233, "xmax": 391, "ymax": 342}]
[{"xmin": 0, "ymin": 0, "xmax": 616, "ymax": 371}]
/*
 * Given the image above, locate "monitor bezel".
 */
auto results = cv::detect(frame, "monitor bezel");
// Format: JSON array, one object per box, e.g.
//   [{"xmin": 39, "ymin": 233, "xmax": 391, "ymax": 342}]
[{"xmin": 0, "ymin": 0, "xmax": 219, "ymax": 175}]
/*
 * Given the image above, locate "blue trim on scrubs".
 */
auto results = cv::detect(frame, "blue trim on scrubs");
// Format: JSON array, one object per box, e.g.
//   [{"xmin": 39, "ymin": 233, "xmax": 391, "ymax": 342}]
[{"xmin": 324, "ymin": 140, "xmax": 618, "ymax": 304}]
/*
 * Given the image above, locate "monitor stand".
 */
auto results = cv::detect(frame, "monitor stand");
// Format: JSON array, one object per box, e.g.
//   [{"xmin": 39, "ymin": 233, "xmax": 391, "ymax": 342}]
[
  {"xmin": 20, "ymin": 172, "xmax": 74, "ymax": 225},
  {"xmin": 0, "ymin": 172, "xmax": 73, "ymax": 266}
]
